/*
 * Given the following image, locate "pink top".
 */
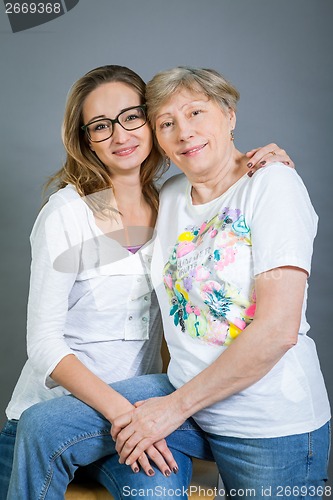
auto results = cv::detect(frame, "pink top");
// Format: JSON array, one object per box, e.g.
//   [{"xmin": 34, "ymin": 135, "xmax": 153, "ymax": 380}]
[{"xmin": 126, "ymin": 244, "xmax": 143, "ymax": 254}]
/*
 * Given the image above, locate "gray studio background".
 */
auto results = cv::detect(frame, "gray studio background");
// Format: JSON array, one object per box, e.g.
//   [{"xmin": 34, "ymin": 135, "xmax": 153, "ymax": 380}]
[{"xmin": 1, "ymin": 0, "xmax": 332, "ymax": 485}]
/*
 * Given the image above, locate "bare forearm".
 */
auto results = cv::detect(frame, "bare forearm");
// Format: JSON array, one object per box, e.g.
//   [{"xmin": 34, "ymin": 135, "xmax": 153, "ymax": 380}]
[
  {"xmin": 51, "ymin": 354, "xmax": 133, "ymax": 422},
  {"xmin": 171, "ymin": 268, "xmax": 306, "ymax": 419},
  {"xmin": 170, "ymin": 319, "xmax": 294, "ymax": 420}
]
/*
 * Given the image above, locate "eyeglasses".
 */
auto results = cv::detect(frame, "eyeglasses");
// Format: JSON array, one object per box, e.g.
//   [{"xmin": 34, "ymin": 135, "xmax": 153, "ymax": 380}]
[{"xmin": 81, "ymin": 105, "xmax": 147, "ymax": 143}]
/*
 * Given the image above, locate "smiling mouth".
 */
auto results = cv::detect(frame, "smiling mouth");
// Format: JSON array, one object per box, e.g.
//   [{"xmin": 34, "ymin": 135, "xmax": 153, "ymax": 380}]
[
  {"xmin": 181, "ymin": 143, "xmax": 207, "ymax": 156},
  {"xmin": 113, "ymin": 146, "xmax": 138, "ymax": 156}
]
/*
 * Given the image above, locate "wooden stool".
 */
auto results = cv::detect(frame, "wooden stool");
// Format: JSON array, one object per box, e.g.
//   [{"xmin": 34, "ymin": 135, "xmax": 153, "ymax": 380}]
[{"xmin": 65, "ymin": 458, "xmax": 222, "ymax": 499}]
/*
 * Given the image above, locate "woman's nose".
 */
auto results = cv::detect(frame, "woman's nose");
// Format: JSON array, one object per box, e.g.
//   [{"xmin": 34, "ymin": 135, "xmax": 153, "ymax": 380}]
[
  {"xmin": 176, "ymin": 119, "xmax": 193, "ymax": 141},
  {"xmin": 112, "ymin": 123, "xmax": 131, "ymax": 142}
]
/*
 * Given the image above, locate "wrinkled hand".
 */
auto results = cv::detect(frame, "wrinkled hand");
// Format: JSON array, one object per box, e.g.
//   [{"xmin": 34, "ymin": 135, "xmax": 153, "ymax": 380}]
[
  {"xmin": 109, "ymin": 400, "xmax": 177, "ymax": 477},
  {"xmin": 246, "ymin": 143, "xmax": 295, "ymax": 177},
  {"xmin": 111, "ymin": 395, "xmax": 185, "ymax": 467}
]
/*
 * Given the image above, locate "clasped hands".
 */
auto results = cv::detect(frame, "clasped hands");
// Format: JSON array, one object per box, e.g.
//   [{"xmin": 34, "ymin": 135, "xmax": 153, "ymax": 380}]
[{"xmin": 111, "ymin": 394, "xmax": 185, "ymax": 477}]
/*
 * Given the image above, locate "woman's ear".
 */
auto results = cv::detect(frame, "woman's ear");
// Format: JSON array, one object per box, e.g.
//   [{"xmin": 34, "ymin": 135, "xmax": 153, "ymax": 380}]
[{"xmin": 228, "ymin": 107, "xmax": 236, "ymax": 130}]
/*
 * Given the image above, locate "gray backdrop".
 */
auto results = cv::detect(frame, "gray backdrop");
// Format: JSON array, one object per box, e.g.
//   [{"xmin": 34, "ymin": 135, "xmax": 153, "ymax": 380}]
[{"xmin": 1, "ymin": 0, "xmax": 332, "ymax": 486}]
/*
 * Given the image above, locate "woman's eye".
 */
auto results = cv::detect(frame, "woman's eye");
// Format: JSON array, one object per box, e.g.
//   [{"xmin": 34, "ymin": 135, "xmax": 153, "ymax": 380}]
[
  {"xmin": 93, "ymin": 122, "xmax": 109, "ymax": 131},
  {"xmin": 160, "ymin": 121, "xmax": 173, "ymax": 129},
  {"xmin": 125, "ymin": 114, "xmax": 140, "ymax": 122},
  {"xmin": 191, "ymin": 109, "xmax": 202, "ymax": 116}
]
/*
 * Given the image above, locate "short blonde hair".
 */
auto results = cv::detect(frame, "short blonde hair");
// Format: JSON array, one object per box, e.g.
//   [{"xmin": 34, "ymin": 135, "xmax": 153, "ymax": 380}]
[{"xmin": 146, "ymin": 66, "xmax": 240, "ymax": 127}]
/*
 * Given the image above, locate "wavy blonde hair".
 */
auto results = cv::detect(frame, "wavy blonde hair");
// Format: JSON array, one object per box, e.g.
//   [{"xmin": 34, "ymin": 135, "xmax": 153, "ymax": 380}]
[{"xmin": 45, "ymin": 65, "xmax": 165, "ymax": 212}]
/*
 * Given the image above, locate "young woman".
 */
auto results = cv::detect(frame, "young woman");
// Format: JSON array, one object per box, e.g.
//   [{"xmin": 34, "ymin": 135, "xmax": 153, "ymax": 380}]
[{"xmin": 1, "ymin": 64, "xmax": 293, "ymax": 499}]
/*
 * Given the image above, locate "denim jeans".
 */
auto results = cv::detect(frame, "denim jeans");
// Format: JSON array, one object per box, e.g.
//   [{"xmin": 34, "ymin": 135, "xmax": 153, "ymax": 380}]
[
  {"xmin": 3, "ymin": 375, "xmax": 213, "ymax": 500},
  {"xmin": 2, "ymin": 373, "xmax": 331, "ymax": 500},
  {"xmin": 0, "ymin": 420, "xmax": 17, "ymax": 500},
  {"xmin": 207, "ymin": 422, "xmax": 331, "ymax": 499},
  {"xmin": 0, "ymin": 421, "xmax": 194, "ymax": 500}
]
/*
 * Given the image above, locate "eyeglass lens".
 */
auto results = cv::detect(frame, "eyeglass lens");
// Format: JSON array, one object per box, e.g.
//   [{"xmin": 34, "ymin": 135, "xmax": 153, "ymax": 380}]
[{"xmin": 86, "ymin": 106, "xmax": 146, "ymax": 142}]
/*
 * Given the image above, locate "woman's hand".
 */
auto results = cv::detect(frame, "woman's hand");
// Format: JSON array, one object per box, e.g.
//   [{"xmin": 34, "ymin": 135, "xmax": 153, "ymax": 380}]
[
  {"xmin": 246, "ymin": 143, "xmax": 295, "ymax": 176},
  {"xmin": 110, "ymin": 400, "xmax": 179, "ymax": 477},
  {"xmin": 137, "ymin": 440, "xmax": 179, "ymax": 477},
  {"xmin": 50, "ymin": 355, "xmax": 177, "ymax": 477},
  {"xmin": 112, "ymin": 395, "xmax": 186, "ymax": 467}
]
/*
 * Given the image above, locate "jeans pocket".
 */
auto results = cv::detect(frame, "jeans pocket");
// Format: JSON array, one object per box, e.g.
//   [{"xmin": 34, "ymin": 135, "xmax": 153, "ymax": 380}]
[{"xmin": 0, "ymin": 420, "xmax": 18, "ymax": 437}]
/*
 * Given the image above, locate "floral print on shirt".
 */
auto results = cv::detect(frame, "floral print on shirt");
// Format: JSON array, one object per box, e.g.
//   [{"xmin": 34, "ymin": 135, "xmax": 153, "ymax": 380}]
[{"xmin": 163, "ymin": 207, "xmax": 256, "ymax": 346}]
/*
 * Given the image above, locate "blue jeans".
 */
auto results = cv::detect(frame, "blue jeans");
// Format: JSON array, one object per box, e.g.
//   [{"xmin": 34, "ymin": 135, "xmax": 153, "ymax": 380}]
[
  {"xmin": 206, "ymin": 423, "xmax": 331, "ymax": 499},
  {"xmin": 0, "ymin": 420, "xmax": 17, "ymax": 500},
  {"xmin": 2, "ymin": 374, "xmax": 330, "ymax": 499},
  {"xmin": 2, "ymin": 375, "xmax": 212, "ymax": 500},
  {"xmin": 0, "ymin": 420, "xmax": 194, "ymax": 500}
]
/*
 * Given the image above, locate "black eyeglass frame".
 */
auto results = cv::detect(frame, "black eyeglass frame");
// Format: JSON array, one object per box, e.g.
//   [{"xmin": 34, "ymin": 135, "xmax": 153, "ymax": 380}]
[{"xmin": 81, "ymin": 104, "xmax": 148, "ymax": 143}]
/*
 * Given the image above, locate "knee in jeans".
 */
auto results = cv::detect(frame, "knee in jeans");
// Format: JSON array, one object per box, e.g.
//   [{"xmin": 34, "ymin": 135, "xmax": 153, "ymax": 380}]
[{"xmin": 18, "ymin": 404, "xmax": 48, "ymax": 437}]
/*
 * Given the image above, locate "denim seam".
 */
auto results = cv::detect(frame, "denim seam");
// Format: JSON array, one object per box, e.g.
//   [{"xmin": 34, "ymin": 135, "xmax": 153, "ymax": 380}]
[
  {"xmin": 0, "ymin": 430, "xmax": 16, "ymax": 438},
  {"xmin": 39, "ymin": 429, "xmax": 111, "ymax": 499},
  {"xmin": 185, "ymin": 457, "xmax": 192, "ymax": 488},
  {"xmin": 308, "ymin": 430, "xmax": 313, "ymax": 457},
  {"xmin": 306, "ymin": 430, "xmax": 313, "ymax": 479},
  {"xmin": 326, "ymin": 421, "xmax": 331, "ymax": 464},
  {"xmin": 39, "ymin": 469, "xmax": 54, "ymax": 500}
]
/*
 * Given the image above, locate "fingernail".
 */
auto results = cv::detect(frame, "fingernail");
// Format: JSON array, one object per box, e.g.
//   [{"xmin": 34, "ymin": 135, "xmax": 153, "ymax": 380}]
[
  {"xmin": 247, "ymin": 171, "xmax": 253, "ymax": 178},
  {"xmin": 283, "ymin": 161, "xmax": 290, "ymax": 165},
  {"xmin": 133, "ymin": 467, "xmax": 139, "ymax": 473},
  {"xmin": 247, "ymin": 162, "xmax": 253, "ymax": 168},
  {"xmin": 148, "ymin": 469, "xmax": 155, "ymax": 476},
  {"xmin": 260, "ymin": 160, "xmax": 266, "ymax": 166},
  {"xmin": 164, "ymin": 469, "xmax": 171, "ymax": 477},
  {"xmin": 172, "ymin": 466, "xmax": 179, "ymax": 474}
]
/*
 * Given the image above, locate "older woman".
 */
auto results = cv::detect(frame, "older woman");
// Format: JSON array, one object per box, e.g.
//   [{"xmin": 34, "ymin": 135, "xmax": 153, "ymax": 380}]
[{"xmin": 111, "ymin": 67, "xmax": 331, "ymax": 498}]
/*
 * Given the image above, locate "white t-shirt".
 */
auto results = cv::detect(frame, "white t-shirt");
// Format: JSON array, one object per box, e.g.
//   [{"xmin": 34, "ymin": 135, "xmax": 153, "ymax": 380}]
[
  {"xmin": 151, "ymin": 163, "xmax": 330, "ymax": 438},
  {"xmin": 6, "ymin": 185, "xmax": 162, "ymax": 420}
]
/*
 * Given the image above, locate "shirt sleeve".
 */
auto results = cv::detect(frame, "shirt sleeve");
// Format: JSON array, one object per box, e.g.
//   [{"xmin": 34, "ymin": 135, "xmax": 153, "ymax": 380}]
[
  {"xmin": 27, "ymin": 192, "xmax": 83, "ymax": 389},
  {"xmin": 249, "ymin": 163, "xmax": 318, "ymax": 277}
]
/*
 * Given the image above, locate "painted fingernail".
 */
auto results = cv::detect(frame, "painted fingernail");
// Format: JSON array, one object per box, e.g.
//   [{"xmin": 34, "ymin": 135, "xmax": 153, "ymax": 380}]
[
  {"xmin": 172, "ymin": 466, "xmax": 179, "ymax": 474},
  {"xmin": 247, "ymin": 171, "xmax": 254, "ymax": 178},
  {"xmin": 148, "ymin": 469, "xmax": 155, "ymax": 476},
  {"xmin": 283, "ymin": 161, "xmax": 290, "ymax": 165},
  {"xmin": 260, "ymin": 160, "xmax": 266, "ymax": 166},
  {"xmin": 164, "ymin": 469, "xmax": 171, "ymax": 477},
  {"xmin": 133, "ymin": 467, "xmax": 139, "ymax": 473},
  {"xmin": 247, "ymin": 162, "xmax": 253, "ymax": 168}
]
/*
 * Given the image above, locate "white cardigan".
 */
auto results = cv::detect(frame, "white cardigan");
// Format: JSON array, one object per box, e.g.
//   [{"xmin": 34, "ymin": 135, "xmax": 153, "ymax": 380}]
[{"xmin": 6, "ymin": 185, "xmax": 162, "ymax": 420}]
